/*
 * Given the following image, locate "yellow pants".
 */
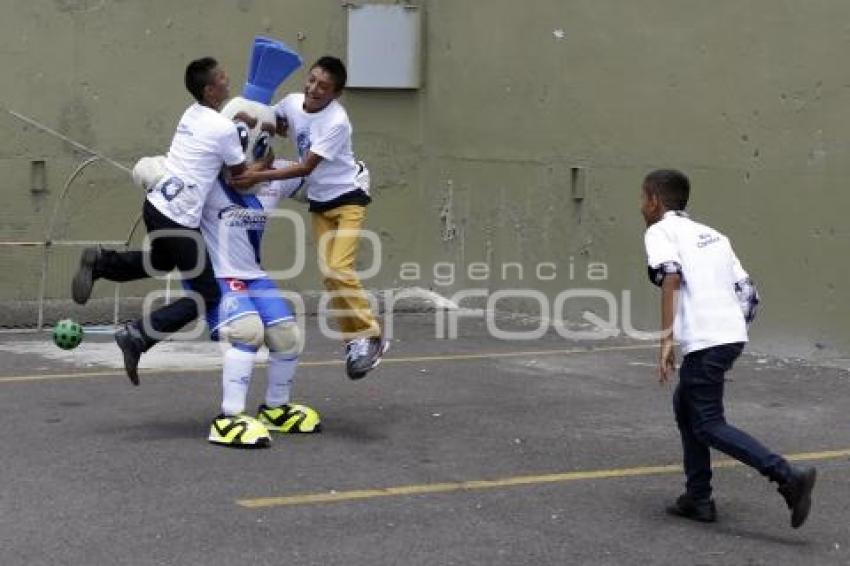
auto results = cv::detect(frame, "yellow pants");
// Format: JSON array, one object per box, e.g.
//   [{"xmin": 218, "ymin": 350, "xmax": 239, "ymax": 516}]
[{"xmin": 312, "ymin": 205, "xmax": 381, "ymax": 340}]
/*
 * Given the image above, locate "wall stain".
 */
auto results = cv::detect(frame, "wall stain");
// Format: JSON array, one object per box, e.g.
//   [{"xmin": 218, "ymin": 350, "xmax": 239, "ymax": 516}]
[
  {"xmin": 57, "ymin": 98, "xmax": 96, "ymax": 155},
  {"xmin": 53, "ymin": 0, "xmax": 106, "ymax": 13},
  {"xmin": 439, "ymin": 179, "xmax": 457, "ymax": 242}
]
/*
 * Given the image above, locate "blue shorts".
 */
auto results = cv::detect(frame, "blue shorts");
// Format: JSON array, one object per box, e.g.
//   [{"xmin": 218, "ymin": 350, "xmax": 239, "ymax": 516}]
[{"xmin": 207, "ymin": 277, "xmax": 295, "ymax": 341}]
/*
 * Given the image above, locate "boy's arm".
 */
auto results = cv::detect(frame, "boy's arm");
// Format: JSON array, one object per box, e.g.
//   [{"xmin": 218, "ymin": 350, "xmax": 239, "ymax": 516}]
[
  {"xmin": 659, "ymin": 273, "xmax": 681, "ymax": 384},
  {"xmin": 221, "ymin": 124, "xmax": 247, "ymax": 176},
  {"xmin": 644, "ymin": 225, "xmax": 681, "ymax": 384},
  {"xmin": 229, "ymin": 151, "xmax": 323, "ymax": 188},
  {"xmin": 731, "ymin": 249, "xmax": 760, "ymax": 324}
]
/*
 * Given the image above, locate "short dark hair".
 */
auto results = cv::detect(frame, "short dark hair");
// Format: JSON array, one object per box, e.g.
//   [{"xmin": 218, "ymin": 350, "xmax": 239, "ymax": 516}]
[
  {"xmin": 312, "ymin": 56, "xmax": 347, "ymax": 91},
  {"xmin": 644, "ymin": 169, "xmax": 690, "ymax": 210},
  {"xmin": 185, "ymin": 57, "xmax": 219, "ymax": 102}
]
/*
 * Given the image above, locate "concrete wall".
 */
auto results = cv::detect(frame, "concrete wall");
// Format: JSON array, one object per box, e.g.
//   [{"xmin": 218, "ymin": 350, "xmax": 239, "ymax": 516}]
[{"xmin": 1, "ymin": 0, "xmax": 848, "ymax": 361}]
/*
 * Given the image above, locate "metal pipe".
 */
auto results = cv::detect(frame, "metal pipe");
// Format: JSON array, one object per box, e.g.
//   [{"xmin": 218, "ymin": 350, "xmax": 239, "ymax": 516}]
[{"xmin": 4, "ymin": 108, "xmax": 132, "ymax": 175}]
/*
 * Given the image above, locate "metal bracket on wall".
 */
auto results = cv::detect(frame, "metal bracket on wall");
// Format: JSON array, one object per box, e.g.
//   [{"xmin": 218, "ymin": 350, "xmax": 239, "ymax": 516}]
[
  {"xmin": 571, "ymin": 166, "xmax": 587, "ymax": 201},
  {"xmin": 30, "ymin": 160, "xmax": 47, "ymax": 194}
]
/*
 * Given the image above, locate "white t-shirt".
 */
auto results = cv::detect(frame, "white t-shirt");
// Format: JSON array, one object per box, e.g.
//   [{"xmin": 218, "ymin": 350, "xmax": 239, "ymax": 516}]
[
  {"xmin": 274, "ymin": 93, "xmax": 359, "ymax": 202},
  {"xmin": 147, "ymin": 103, "xmax": 245, "ymax": 228},
  {"xmin": 644, "ymin": 211, "xmax": 749, "ymax": 354},
  {"xmin": 200, "ymin": 160, "xmax": 302, "ymax": 279}
]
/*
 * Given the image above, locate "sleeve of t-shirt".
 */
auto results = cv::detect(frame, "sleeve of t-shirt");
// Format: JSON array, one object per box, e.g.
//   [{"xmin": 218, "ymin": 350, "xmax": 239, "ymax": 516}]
[
  {"xmin": 219, "ymin": 124, "xmax": 245, "ymax": 167},
  {"xmin": 730, "ymin": 248, "xmax": 749, "ymax": 281},
  {"xmin": 644, "ymin": 225, "xmax": 680, "ymax": 268},
  {"xmin": 309, "ymin": 122, "xmax": 350, "ymax": 160},
  {"xmin": 273, "ymin": 94, "xmax": 294, "ymax": 121}
]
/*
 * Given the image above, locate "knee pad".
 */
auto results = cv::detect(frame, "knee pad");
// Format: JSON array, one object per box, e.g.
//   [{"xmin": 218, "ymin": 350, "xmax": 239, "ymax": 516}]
[
  {"xmin": 218, "ymin": 315, "xmax": 265, "ymax": 349},
  {"xmin": 264, "ymin": 321, "xmax": 303, "ymax": 356}
]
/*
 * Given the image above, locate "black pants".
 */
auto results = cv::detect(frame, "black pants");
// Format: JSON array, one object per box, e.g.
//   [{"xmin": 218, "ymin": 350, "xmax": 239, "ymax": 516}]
[
  {"xmin": 674, "ymin": 342, "xmax": 792, "ymax": 500},
  {"xmin": 95, "ymin": 200, "xmax": 220, "ymax": 343}
]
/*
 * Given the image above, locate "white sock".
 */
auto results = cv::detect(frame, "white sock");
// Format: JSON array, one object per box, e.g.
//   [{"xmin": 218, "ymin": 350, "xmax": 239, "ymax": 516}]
[
  {"xmin": 221, "ymin": 347, "xmax": 257, "ymax": 416},
  {"xmin": 265, "ymin": 352, "xmax": 298, "ymax": 408}
]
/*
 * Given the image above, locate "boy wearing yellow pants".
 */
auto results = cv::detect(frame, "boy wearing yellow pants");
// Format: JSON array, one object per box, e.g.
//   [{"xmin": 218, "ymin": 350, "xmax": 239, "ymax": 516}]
[{"xmin": 233, "ymin": 56, "xmax": 387, "ymax": 379}]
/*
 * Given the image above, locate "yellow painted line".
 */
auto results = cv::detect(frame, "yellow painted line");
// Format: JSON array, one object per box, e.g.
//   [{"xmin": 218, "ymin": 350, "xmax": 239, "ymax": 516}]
[
  {"xmin": 381, "ymin": 343, "xmax": 654, "ymax": 364},
  {"xmin": 236, "ymin": 448, "xmax": 850, "ymax": 509},
  {"xmin": 0, "ymin": 343, "xmax": 655, "ymax": 384},
  {"xmin": 0, "ymin": 370, "xmax": 135, "ymax": 384}
]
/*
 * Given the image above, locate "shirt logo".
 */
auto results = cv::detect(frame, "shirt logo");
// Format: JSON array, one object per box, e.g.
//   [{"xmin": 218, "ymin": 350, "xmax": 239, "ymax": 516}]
[
  {"xmin": 176, "ymin": 123, "xmax": 194, "ymax": 137},
  {"xmin": 696, "ymin": 233, "xmax": 721, "ymax": 248},
  {"xmin": 217, "ymin": 204, "xmax": 267, "ymax": 229},
  {"xmin": 296, "ymin": 129, "xmax": 311, "ymax": 159}
]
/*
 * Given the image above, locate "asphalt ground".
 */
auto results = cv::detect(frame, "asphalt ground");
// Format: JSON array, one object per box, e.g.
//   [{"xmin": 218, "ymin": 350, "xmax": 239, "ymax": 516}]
[{"xmin": 1, "ymin": 313, "xmax": 848, "ymax": 566}]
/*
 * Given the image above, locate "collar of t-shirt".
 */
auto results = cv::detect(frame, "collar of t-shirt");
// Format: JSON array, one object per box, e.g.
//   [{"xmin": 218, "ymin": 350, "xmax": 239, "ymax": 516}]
[
  {"xmin": 300, "ymin": 98, "xmax": 338, "ymax": 117},
  {"xmin": 662, "ymin": 210, "xmax": 689, "ymax": 220}
]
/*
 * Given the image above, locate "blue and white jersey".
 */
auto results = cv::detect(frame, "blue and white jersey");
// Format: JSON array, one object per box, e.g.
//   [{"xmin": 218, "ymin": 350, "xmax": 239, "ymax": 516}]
[{"xmin": 200, "ymin": 160, "xmax": 302, "ymax": 279}]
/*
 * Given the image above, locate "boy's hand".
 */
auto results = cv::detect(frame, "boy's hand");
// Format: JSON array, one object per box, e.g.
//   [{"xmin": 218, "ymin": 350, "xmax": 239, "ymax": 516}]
[
  {"xmin": 230, "ymin": 170, "xmax": 260, "ymax": 189},
  {"xmin": 659, "ymin": 340, "xmax": 676, "ymax": 384},
  {"xmin": 233, "ymin": 111, "xmax": 258, "ymax": 129},
  {"xmin": 246, "ymin": 152, "xmax": 274, "ymax": 173}
]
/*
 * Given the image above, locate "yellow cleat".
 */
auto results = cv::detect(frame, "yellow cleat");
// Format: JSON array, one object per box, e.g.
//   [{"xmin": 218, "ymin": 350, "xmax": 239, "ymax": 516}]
[
  {"xmin": 257, "ymin": 403, "xmax": 322, "ymax": 433},
  {"xmin": 208, "ymin": 414, "xmax": 271, "ymax": 448}
]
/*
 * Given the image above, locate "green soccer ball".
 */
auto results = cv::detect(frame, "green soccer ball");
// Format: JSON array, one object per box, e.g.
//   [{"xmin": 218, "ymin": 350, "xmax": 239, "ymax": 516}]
[{"xmin": 53, "ymin": 319, "xmax": 84, "ymax": 350}]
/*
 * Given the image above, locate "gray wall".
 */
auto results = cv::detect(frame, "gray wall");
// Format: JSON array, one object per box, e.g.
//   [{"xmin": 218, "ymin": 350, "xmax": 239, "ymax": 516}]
[{"xmin": 1, "ymin": 0, "xmax": 848, "ymax": 361}]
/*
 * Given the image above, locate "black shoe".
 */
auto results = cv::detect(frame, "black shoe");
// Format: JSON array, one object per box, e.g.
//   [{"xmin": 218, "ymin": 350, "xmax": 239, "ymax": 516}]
[
  {"xmin": 666, "ymin": 493, "xmax": 717, "ymax": 523},
  {"xmin": 114, "ymin": 322, "xmax": 148, "ymax": 386},
  {"xmin": 71, "ymin": 246, "xmax": 101, "ymax": 305},
  {"xmin": 778, "ymin": 466, "xmax": 817, "ymax": 529},
  {"xmin": 345, "ymin": 336, "xmax": 389, "ymax": 380}
]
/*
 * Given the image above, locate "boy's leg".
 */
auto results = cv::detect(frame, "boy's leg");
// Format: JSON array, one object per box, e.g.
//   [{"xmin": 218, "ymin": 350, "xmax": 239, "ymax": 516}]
[
  {"xmin": 115, "ymin": 215, "xmax": 220, "ymax": 385},
  {"xmin": 146, "ymin": 228, "xmax": 220, "ymax": 336},
  {"xmin": 218, "ymin": 322, "xmax": 263, "ymax": 417},
  {"xmin": 685, "ymin": 343, "xmax": 817, "ymax": 528},
  {"xmin": 685, "ymin": 344, "xmax": 791, "ymax": 482},
  {"xmin": 253, "ymin": 279, "xmax": 301, "ymax": 409},
  {"xmin": 312, "ymin": 206, "xmax": 380, "ymax": 338},
  {"xmin": 248, "ymin": 279, "xmax": 320, "ymax": 433},
  {"xmin": 312, "ymin": 207, "xmax": 386, "ymax": 380},
  {"xmin": 206, "ymin": 285, "xmax": 270, "ymax": 448},
  {"xmin": 71, "ymin": 201, "xmax": 167, "ymax": 304},
  {"xmin": 212, "ymin": 318, "xmax": 270, "ymax": 448},
  {"xmin": 673, "ymin": 377, "xmax": 713, "ymax": 501},
  {"xmin": 666, "ymin": 355, "xmax": 718, "ymax": 522},
  {"xmin": 92, "ymin": 250, "xmax": 149, "ymax": 281},
  {"xmin": 259, "ymin": 347, "xmax": 320, "ymax": 433},
  {"xmin": 209, "ymin": 281, "xmax": 262, "ymax": 416},
  {"xmin": 72, "ymin": 249, "xmax": 147, "ymax": 305}
]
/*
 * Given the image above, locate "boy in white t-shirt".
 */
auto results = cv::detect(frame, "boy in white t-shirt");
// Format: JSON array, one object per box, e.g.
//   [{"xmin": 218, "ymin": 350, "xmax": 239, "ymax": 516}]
[
  {"xmin": 232, "ymin": 56, "xmax": 387, "ymax": 380},
  {"xmin": 641, "ymin": 169, "xmax": 816, "ymax": 529},
  {"xmin": 71, "ymin": 57, "xmax": 246, "ymax": 385}
]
